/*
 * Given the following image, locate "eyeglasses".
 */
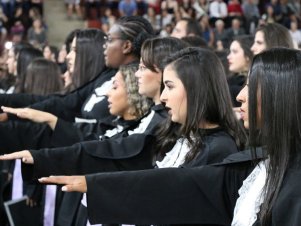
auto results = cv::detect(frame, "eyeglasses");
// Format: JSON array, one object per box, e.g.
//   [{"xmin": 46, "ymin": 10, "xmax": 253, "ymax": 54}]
[{"xmin": 105, "ymin": 36, "xmax": 124, "ymax": 43}]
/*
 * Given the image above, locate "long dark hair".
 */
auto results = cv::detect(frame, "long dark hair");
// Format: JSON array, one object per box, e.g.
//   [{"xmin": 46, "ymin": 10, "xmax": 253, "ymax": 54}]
[
  {"xmin": 248, "ymin": 48, "xmax": 301, "ymax": 225},
  {"xmin": 72, "ymin": 28, "xmax": 107, "ymax": 88},
  {"xmin": 15, "ymin": 47, "xmax": 43, "ymax": 93},
  {"xmin": 24, "ymin": 58, "xmax": 63, "ymax": 95},
  {"xmin": 156, "ymin": 47, "xmax": 246, "ymax": 161}
]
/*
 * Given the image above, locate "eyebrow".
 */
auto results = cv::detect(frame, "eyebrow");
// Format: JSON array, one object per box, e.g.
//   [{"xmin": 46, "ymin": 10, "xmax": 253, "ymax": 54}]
[
  {"xmin": 163, "ymin": 80, "xmax": 173, "ymax": 85},
  {"xmin": 112, "ymin": 79, "xmax": 117, "ymax": 85}
]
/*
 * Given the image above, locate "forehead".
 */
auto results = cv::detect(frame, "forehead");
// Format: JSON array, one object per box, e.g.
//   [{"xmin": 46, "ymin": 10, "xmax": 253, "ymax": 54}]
[
  {"xmin": 176, "ymin": 20, "xmax": 187, "ymax": 30},
  {"xmin": 114, "ymin": 71, "xmax": 124, "ymax": 82},
  {"xmin": 231, "ymin": 40, "xmax": 242, "ymax": 50},
  {"xmin": 163, "ymin": 65, "xmax": 179, "ymax": 80},
  {"xmin": 108, "ymin": 24, "xmax": 121, "ymax": 36},
  {"xmin": 255, "ymin": 31, "xmax": 265, "ymax": 41}
]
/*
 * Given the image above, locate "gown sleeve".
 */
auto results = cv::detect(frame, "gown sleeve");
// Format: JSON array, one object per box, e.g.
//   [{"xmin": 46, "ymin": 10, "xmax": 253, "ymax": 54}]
[
  {"xmin": 21, "ymin": 133, "xmax": 155, "ymax": 181},
  {"xmin": 49, "ymin": 117, "xmax": 114, "ymax": 148},
  {"xmin": 21, "ymin": 108, "xmax": 166, "ymax": 180},
  {"xmin": 0, "ymin": 93, "xmax": 49, "ymax": 109},
  {"xmin": 29, "ymin": 68, "xmax": 116, "ymax": 122},
  {"xmin": 85, "ymin": 161, "xmax": 253, "ymax": 225}
]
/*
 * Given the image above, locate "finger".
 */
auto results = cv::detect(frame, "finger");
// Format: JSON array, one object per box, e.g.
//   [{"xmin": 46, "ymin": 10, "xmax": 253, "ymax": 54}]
[
  {"xmin": 38, "ymin": 176, "xmax": 71, "ymax": 185},
  {"xmin": 62, "ymin": 183, "xmax": 87, "ymax": 193},
  {"xmin": 22, "ymin": 157, "xmax": 34, "ymax": 164},
  {"xmin": 1, "ymin": 106, "xmax": 20, "ymax": 115},
  {"xmin": 0, "ymin": 152, "xmax": 24, "ymax": 160}
]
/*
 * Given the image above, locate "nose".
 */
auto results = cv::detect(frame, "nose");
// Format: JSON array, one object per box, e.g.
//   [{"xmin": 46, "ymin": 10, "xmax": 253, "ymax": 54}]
[
  {"xmin": 160, "ymin": 87, "xmax": 167, "ymax": 103},
  {"xmin": 236, "ymin": 85, "xmax": 247, "ymax": 103},
  {"xmin": 106, "ymin": 88, "xmax": 112, "ymax": 98},
  {"xmin": 135, "ymin": 69, "xmax": 140, "ymax": 78}
]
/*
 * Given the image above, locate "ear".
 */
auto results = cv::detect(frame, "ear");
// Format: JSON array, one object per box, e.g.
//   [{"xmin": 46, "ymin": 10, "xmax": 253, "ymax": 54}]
[{"xmin": 122, "ymin": 40, "xmax": 133, "ymax": 55}]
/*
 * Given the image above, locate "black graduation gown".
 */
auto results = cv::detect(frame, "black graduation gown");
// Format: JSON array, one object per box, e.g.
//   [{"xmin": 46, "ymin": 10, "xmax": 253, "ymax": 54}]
[
  {"xmin": 53, "ymin": 117, "xmax": 144, "ymax": 226},
  {"xmin": 84, "ymin": 149, "xmax": 267, "ymax": 225},
  {"xmin": 0, "ymin": 68, "xmax": 117, "ymax": 155},
  {"xmin": 181, "ymin": 127, "xmax": 239, "ymax": 167},
  {"xmin": 0, "ymin": 68, "xmax": 117, "ymax": 121},
  {"xmin": 85, "ymin": 158, "xmax": 301, "ymax": 226},
  {"xmin": 21, "ymin": 104, "xmax": 168, "ymax": 181},
  {"xmin": 49, "ymin": 114, "xmax": 140, "ymax": 148}
]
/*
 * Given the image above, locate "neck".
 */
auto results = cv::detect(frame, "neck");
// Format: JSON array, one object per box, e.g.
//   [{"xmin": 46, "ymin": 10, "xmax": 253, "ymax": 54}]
[
  {"xmin": 153, "ymin": 93, "xmax": 161, "ymax": 105},
  {"xmin": 122, "ymin": 113, "xmax": 137, "ymax": 121},
  {"xmin": 199, "ymin": 122, "xmax": 220, "ymax": 129},
  {"xmin": 122, "ymin": 56, "xmax": 139, "ymax": 66}
]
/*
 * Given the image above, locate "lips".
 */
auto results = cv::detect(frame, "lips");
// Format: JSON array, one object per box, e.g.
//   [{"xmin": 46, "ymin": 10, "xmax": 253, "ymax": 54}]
[
  {"xmin": 239, "ymin": 108, "xmax": 246, "ymax": 120},
  {"xmin": 165, "ymin": 106, "xmax": 172, "ymax": 115}
]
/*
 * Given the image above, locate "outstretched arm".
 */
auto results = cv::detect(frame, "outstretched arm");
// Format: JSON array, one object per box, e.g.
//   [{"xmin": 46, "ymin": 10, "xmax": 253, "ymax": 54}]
[
  {"xmin": 38, "ymin": 165, "xmax": 243, "ymax": 225},
  {"xmin": 1, "ymin": 106, "xmax": 58, "ymax": 130}
]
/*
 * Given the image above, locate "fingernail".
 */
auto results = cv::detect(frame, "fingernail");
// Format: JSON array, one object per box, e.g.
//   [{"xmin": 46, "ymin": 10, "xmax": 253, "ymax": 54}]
[{"xmin": 62, "ymin": 186, "xmax": 67, "ymax": 191}]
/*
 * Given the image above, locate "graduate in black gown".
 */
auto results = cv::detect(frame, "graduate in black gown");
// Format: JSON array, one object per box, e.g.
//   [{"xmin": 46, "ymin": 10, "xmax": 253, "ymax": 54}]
[
  {"xmin": 0, "ymin": 17, "xmax": 157, "ymax": 155},
  {"xmin": 3, "ymin": 46, "xmax": 247, "ymax": 226},
  {"xmin": 0, "ymin": 16, "xmax": 155, "ymax": 122},
  {"xmin": 32, "ymin": 48, "xmax": 301, "ymax": 226}
]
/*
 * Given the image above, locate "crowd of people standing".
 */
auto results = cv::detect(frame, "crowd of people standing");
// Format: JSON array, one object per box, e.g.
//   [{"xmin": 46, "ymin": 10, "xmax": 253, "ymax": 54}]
[{"xmin": 0, "ymin": 0, "xmax": 300, "ymax": 226}]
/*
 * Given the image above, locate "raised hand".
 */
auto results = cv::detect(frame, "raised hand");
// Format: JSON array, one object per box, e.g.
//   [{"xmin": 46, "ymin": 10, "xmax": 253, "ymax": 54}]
[
  {"xmin": 0, "ymin": 150, "xmax": 34, "ymax": 164},
  {"xmin": 1, "ymin": 106, "xmax": 58, "ymax": 129},
  {"xmin": 39, "ymin": 175, "xmax": 87, "ymax": 193}
]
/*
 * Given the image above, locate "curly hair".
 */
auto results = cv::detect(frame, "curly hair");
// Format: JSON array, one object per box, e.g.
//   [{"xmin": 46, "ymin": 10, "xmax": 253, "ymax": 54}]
[{"xmin": 119, "ymin": 63, "xmax": 152, "ymax": 118}]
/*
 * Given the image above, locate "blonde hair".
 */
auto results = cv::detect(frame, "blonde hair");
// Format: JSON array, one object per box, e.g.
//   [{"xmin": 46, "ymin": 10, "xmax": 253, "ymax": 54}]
[{"xmin": 119, "ymin": 63, "xmax": 153, "ymax": 118}]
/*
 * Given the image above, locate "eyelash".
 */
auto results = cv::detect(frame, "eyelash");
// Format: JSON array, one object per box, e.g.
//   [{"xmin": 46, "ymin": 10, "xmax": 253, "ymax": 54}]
[{"xmin": 165, "ymin": 84, "xmax": 173, "ymax": 90}]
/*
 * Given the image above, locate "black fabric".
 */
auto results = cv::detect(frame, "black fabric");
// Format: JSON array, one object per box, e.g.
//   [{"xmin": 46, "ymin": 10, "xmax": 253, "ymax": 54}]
[
  {"xmin": 85, "ymin": 150, "xmax": 263, "ymax": 225},
  {"xmin": 55, "ymin": 192, "xmax": 83, "ymax": 226},
  {"xmin": 30, "ymin": 68, "xmax": 116, "ymax": 121},
  {"xmin": 21, "ymin": 105, "xmax": 168, "ymax": 181},
  {"xmin": 182, "ymin": 127, "xmax": 239, "ymax": 167},
  {"xmin": 0, "ymin": 68, "xmax": 117, "ymax": 122},
  {"xmin": 50, "ymin": 115, "xmax": 139, "ymax": 148},
  {"xmin": 0, "ymin": 121, "xmax": 52, "ymax": 155}
]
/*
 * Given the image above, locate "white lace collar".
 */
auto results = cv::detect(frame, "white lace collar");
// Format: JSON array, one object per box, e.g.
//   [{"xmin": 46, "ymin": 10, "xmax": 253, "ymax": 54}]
[
  {"xmin": 156, "ymin": 138, "xmax": 190, "ymax": 168},
  {"xmin": 232, "ymin": 159, "xmax": 269, "ymax": 226}
]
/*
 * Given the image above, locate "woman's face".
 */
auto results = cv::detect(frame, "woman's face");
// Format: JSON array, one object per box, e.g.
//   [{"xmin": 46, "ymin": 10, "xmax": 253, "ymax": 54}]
[
  {"xmin": 236, "ymin": 82, "xmax": 249, "ymax": 128},
  {"xmin": 251, "ymin": 31, "xmax": 267, "ymax": 55},
  {"xmin": 107, "ymin": 71, "xmax": 131, "ymax": 119},
  {"xmin": 6, "ymin": 48, "xmax": 16, "ymax": 75},
  {"xmin": 160, "ymin": 65, "xmax": 187, "ymax": 124},
  {"xmin": 66, "ymin": 37, "xmax": 76, "ymax": 74},
  {"xmin": 104, "ymin": 25, "xmax": 129, "ymax": 68},
  {"xmin": 227, "ymin": 40, "xmax": 249, "ymax": 73},
  {"xmin": 43, "ymin": 46, "xmax": 52, "ymax": 60},
  {"xmin": 135, "ymin": 60, "xmax": 162, "ymax": 103}
]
